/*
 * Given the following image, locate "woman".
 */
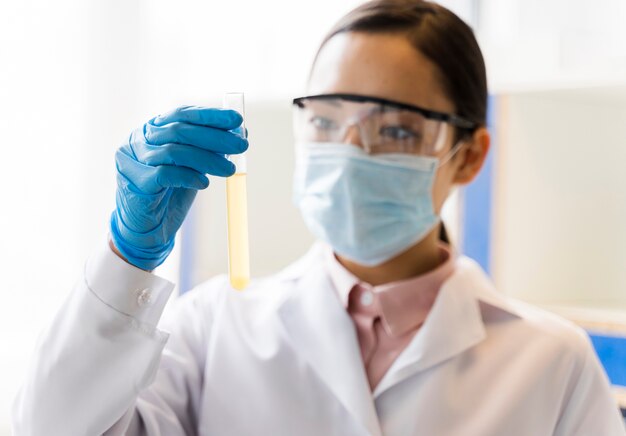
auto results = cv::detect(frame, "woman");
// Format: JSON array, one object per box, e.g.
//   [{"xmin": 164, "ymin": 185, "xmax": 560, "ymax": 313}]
[{"xmin": 13, "ymin": 1, "xmax": 625, "ymax": 435}]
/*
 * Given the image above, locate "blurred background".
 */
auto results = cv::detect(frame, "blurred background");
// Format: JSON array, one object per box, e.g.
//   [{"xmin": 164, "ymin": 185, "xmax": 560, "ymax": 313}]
[{"xmin": 1, "ymin": 0, "xmax": 625, "ymax": 432}]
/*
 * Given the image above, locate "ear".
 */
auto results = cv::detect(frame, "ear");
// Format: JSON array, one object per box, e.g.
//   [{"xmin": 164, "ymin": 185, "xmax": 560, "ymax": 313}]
[{"xmin": 452, "ymin": 127, "xmax": 490, "ymax": 185}]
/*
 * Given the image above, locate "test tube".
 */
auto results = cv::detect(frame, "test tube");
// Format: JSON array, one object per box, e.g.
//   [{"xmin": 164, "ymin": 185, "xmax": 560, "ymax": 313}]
[{"xmin": 223, "ymin": 92, "xmax": 250, "ymax": 290}]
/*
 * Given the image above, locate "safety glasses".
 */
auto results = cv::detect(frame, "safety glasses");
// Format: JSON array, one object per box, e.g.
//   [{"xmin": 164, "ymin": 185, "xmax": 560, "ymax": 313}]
[{"xmin": 292, "ymin": 93, "xmax": 477, "ymax": 156}]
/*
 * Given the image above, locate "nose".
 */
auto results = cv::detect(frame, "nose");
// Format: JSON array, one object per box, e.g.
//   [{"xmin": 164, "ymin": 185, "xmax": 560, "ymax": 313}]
[{"xmin": 342, "ymin": 123, "xmax": 366, "ymax": 151}]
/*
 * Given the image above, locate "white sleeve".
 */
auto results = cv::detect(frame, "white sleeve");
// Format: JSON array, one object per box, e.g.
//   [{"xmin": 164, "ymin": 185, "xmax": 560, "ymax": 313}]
[
  {"xmin": 11, "ymin": 242, "xmax": 209, "ymax": 436},
  {"xmin": 554, "ymin": 336, "xmax": 626, "ymax": 436}
]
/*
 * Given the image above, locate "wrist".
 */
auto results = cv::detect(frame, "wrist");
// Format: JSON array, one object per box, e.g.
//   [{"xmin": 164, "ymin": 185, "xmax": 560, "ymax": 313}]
[{"xmin": 107, "ymin": 238, "xmax": 148, "ymax": 270}]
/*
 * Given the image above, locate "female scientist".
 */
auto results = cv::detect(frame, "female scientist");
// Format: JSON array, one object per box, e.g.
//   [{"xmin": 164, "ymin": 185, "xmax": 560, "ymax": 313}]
[{"xmin": 13, "ymin": 1, "xmax": 625, "ymax": 435}]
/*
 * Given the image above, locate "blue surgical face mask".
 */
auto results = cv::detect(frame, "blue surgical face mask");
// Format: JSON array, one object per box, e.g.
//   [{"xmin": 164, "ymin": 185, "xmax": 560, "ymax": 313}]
[{"xmin": 293, "ymin": 142, "xmax": 441, "ymax": 266}]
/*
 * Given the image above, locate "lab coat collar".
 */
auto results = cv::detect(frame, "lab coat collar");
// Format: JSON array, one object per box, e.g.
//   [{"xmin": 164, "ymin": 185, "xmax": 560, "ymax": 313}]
[
  {"xmin": 374, "ymin": 255, "xmax": 523, "ymax": 397},
  {"xmin": 277, "ymin": 245, "xmax": 383, "ymax": 436},
  {"xmin": 276, "ymin": 245, "xmax": 521, "ymax": 432}
]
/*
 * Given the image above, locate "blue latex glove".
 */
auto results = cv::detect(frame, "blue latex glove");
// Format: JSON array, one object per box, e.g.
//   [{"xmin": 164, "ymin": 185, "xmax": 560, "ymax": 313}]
[{"xmin": 110, "ymin": 106, "xmax": 248, "ymax": 271}]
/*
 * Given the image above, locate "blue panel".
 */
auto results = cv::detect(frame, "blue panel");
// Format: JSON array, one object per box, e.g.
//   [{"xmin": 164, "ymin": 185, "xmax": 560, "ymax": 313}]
[
  {"xmin": 461, "ymin": 95, "xmax": 496, "ymax": 275},
  {"xmin": 589, "ymin": 333, "xmax": 626, "ymax": 387}
]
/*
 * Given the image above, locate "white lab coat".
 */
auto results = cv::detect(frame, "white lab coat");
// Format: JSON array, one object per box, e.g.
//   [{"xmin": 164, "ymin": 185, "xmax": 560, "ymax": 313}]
[{"xmin": 12, "ymin": 242, "xmax": 625, "ymax": 436}]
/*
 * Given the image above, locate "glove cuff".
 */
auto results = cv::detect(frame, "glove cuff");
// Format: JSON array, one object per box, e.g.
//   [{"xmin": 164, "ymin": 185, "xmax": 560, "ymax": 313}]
[{"xmin": 109, "ymin": 211, "xmax": 174, "ymax": 271}]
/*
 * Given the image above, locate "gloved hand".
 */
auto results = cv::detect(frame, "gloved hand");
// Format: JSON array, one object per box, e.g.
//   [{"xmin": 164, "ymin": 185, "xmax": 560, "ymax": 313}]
[{"xmin": 110, "ymin": 106, "xmax": 248, "ymax": 271}]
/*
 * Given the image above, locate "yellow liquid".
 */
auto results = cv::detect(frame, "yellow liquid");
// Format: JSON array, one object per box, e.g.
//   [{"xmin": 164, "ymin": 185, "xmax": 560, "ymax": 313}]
[{"xmin": 226, "ymin": 173, "xmax": 250, "ymax": 290}]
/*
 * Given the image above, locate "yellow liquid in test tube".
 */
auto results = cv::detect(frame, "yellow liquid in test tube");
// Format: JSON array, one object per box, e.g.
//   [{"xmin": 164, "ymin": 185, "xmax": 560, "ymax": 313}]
[
  {"xmin": 223, "ymin": 92, "xmax": 250, "ymax": 290},
  {"xmin": 226, "ymin": 173, "xmax": 250, "ymax": 290}
]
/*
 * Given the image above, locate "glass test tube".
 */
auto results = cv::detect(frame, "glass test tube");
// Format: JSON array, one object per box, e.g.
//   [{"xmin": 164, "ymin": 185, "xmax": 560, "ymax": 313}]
[{"xmin": 223, "ymin": 92, "xmax": 250, "ymax": 290}]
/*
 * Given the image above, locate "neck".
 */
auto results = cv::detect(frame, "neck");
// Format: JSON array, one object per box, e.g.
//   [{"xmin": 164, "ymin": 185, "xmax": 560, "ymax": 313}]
[{"xmin": 336, "ymin": 228, "xmax": 444, "ymax": 287}]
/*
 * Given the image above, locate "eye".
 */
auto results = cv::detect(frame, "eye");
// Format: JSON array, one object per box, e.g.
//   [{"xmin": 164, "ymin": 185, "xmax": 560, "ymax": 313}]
[
  {"xmin": 310, "ymin": 116, "xmax": 338, "ymax": 131},
  {"xmin": 379, "ymin": 125, "xmax": 421, "ymax": 141}
]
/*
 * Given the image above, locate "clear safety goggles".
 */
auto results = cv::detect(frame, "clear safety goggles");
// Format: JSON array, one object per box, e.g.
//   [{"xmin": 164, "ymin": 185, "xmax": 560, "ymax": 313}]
[{"xmin": 292, "ymin": 93, "xmax": 476, "ymax": 157}]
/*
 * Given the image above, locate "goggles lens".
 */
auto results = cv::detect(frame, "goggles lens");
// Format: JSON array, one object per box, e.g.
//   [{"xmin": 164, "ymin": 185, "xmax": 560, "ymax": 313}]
[{"xmin": 293, "ymin": 95, "xmax": 460, "ymax": 156}]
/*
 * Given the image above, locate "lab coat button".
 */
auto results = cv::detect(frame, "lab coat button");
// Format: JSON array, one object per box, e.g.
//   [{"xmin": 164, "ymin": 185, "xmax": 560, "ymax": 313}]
[
  {"xmin": 136, "ymin": 288, "xmax": 152, "ymax": 306},
  {"xmin": 360, "ymin": 290, "xmax": 374, "ymax": 306}
]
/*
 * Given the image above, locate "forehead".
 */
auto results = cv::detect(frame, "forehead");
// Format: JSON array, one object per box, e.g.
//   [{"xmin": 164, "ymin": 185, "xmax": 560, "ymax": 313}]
[{"xmin": 308, "ymin": 32, "xmax": 455, "ymax": 114}]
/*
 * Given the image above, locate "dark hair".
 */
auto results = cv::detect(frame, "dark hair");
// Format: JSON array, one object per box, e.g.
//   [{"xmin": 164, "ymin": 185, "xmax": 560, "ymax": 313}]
[{"xmin": 313, "ymin": 0, "xmax": 488, "ymax": 132}]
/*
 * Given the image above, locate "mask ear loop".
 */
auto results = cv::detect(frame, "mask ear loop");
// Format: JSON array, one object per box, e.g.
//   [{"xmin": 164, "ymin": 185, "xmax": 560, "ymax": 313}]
[
  {"xmin": 431, "ymin": 122, "xmax": 462, "ymax": 167},
  {"xmin": 437, "ymin": 121, "xmax": 474, "ymax": 167},
  {"xmin": 438, "ymin": 140, "xmax": 465, "ymax": 167}
]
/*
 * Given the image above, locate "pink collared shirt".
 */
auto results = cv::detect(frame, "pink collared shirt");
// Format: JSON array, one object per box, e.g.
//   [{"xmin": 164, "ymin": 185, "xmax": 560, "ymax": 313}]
[{"xmin": 325, "ymin": 244, "xmax": 455, "ymax": 390}]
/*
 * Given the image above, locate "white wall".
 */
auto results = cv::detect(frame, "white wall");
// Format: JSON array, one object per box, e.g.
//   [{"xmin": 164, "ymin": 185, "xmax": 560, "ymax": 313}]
[
  {"xmin": 478, "ymin": 0, "xmax": 626, "ymax": 92},
  {"xmin": 492, "ymin": 86, "xmax": 626, "ymax": 309}
]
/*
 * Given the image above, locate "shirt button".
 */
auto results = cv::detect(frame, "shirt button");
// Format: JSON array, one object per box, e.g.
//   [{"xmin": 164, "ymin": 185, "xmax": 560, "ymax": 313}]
[
  {"xmin": 136, "ymin": 289, "xmax": 152, "ymax": 306},
  {"xmin": 360, "ymin": 290, "xmax": 374, "ymax": 306}
]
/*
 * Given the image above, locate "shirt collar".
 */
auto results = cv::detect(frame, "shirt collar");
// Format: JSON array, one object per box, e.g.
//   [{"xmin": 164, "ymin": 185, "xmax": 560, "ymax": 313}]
[{"xmin": 325, "ymin": 244, "xmax": 456, "ymax": 337}]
